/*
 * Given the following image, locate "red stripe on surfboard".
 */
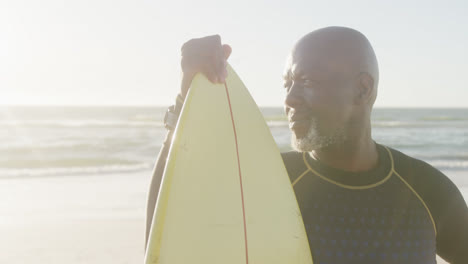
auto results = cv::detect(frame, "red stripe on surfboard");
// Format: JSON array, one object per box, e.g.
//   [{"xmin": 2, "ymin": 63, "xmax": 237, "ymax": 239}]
[{"xmin": 224, "ymin": 82, "xmax": 249, "ymax": 264}]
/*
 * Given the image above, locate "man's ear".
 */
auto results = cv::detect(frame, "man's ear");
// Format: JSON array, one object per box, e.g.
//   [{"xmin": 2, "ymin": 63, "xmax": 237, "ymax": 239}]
[{"xmin": 354, "ymin": 72, "xmax": 374, "ymax": 105}]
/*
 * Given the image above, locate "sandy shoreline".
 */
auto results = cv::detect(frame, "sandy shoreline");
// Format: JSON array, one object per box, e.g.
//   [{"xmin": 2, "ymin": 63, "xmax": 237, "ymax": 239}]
[
  {"xmin": 0, "ymin": 171, "xmax": 149, "ymax": 264},
  {"xmin": 2, "ymin": 170, "xmax": 465, "ymax": 263}
]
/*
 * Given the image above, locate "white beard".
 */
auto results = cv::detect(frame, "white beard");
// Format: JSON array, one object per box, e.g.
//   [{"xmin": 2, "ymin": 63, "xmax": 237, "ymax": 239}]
[{"xmin": 291, "ymin": 118, "xmax": 347, "ymax": 152}]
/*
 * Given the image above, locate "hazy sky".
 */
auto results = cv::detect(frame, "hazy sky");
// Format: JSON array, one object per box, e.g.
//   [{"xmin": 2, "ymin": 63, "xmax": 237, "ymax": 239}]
[{"xmin": 1, "ymin": 0, "xmax": 467, "ymax": 107}]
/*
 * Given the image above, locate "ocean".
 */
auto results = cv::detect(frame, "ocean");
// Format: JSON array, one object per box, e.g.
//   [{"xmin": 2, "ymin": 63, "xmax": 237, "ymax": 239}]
[{"xmin": 1, "ymin": 106, "xmax": 468, "ymax": 180}]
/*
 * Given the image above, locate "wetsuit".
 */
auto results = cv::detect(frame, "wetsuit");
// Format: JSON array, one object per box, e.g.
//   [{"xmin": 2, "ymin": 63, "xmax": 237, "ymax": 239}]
[{"xmin": 281, "ymin": 143, "xmax": 468, "ymax": 264}]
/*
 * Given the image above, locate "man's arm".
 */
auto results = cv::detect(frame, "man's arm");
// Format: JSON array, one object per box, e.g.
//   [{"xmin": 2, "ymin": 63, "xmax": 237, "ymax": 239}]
[
  {"xmin": 435, "ymin": 181, "xmax": 468, "ymax": 263},
  {"xmin": 411, "ymin": 159, "xmax": 468, "ymax": 263},
  {"xmin": 391, "ymin": 148, "xmax": 468, "ymax": 263},
  {"xmin": 144, "ymin": 74, "xmax": 216, "ymax": 250},
  {"xmin": 145, "ymin": 128, "xmax": 174, "ymax": 250},
  {"xmin": 145, "ymin": 35, "xmax": 232, "ymax": 252},
  {"xmin": 144, "ymin": 75, "xmax": 193, "ymax": 250}
]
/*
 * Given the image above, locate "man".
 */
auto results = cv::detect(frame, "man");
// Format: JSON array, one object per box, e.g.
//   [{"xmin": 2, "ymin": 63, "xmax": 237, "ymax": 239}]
[{"xmin": 146, "ymin": 27, "xmax": 468, "ymax": 263}]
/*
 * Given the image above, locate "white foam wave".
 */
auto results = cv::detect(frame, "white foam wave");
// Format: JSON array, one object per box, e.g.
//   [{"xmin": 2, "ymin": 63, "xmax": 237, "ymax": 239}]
[
  {"xmin": 267, "ymin": 121, "xmax": 288, "ymax": 127},
  {"xmin": 0, "ymin": 141, "xmax": 92, "ymax": 150},
  {"xmin": 372, "ymin": 121, "xmax": 419, "ymax": 128},
  {"xmin": 0, "ymin": 163, "xmax": 153, "ymax": 178},
  {"xmin": 430, "ymin": 160, "xmax": 468, "ymax": 170},
  {"xmin": 0, "ymin": 120, "xmax": 163, "ymax": 127}
]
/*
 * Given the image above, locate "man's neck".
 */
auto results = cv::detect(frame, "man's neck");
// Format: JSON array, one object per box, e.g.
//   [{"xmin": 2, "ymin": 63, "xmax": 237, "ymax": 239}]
[{"xmin": 310, "ymin": 136, "xmax": 378, "ymax": 173}]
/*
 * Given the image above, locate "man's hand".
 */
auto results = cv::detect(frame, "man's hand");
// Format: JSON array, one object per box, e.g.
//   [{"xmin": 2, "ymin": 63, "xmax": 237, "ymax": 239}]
[{"xmin": 179, "ymin": 35, "xmax": 232, "ymax": 98}]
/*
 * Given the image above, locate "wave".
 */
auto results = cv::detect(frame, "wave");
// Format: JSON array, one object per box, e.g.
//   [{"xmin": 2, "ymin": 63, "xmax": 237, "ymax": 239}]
[
  {"xmin": 420, "ymin": 116, "xmax": 466, "ymax": 121},
  {"xmin": 372, "ymin": 121, "xmax": 408, "ymax": 127},
  {"xmin": 0, "ymin": 120, "xmax": 164, "ymax": 128},
  {"xmin": 266, "ymin": 121, "xmax": 288, "ymax": 127},
  {"xmin": 0, "ymin": 141, "xmax": 161, "ymax": 151},
  {"xmin": 0, "ymin": 163, "xmax": 153, "ymax": 178},
  {"xmin": 1, "ymin": 141, "xmax": 97, "ymax": 150},
  {"xmin": 417, "ymin": 153, "xmax": 468, "ymax": 160},
  {"xmin": 372, "ymin": 121, "xmax": 468, "ymax": 128},
  {"xmin": 428, "ymin": 159, "xmax": 468, "ymax": 170}
]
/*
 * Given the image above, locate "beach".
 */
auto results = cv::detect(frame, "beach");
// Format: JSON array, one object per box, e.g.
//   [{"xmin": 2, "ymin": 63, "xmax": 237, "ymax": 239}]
[{"xmin": 0, "ymin": 171, "xmax": 147, "ymax": 264}]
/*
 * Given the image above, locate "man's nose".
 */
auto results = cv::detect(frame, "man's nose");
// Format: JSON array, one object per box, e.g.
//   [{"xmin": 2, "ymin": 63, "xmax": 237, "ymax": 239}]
[{"xmin": 284, "ymin": 83, "xmax": 303, "ymax": 109}]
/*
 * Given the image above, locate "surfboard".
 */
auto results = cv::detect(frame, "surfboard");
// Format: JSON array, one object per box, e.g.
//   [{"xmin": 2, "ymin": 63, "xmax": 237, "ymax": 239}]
[{"xmin": 145, "ymin": 64, "xmax": 313, "ymax": 264}]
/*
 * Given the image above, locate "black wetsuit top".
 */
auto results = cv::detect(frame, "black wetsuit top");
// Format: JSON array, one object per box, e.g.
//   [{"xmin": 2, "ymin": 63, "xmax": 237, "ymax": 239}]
[{"xmin": 281, "ymin": 144, "xmax": 468, "ymax": 264}]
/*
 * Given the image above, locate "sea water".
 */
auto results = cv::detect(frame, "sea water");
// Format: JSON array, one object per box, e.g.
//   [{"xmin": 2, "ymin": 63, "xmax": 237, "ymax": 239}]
[{"xmin": 1, "ymin": 107, "xmax": 467, "ymax": 184}]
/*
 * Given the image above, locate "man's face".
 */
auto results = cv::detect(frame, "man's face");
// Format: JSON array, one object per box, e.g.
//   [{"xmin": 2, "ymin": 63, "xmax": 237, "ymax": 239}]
[{"xmin": 283, "ymin": 47, "xmax": 355, "ymax": 152}]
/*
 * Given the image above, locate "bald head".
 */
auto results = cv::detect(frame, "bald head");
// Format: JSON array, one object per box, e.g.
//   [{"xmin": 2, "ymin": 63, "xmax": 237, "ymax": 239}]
[
  {"xmin": 290, "ymin": 26, "xmax": 379, "ymax": 106},
  {"xmin": 284, "ymin": 27, "xmax": 380, "ymax": 152}
]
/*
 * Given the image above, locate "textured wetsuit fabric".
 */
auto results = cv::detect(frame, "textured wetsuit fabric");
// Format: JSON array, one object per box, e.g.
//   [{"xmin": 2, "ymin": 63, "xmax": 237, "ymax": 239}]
[{"xmin": 281, "ymin": 144, "xmax": 468, "ymax": 264}]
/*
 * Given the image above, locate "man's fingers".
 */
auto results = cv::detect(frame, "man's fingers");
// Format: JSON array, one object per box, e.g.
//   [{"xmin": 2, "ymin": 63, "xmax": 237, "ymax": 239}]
[
  {"xmin": 180, "ymin": 34, "xmax": 229, "ymax": 84},
  {"xmin": 222, "ymin": 44, "xmax": 232, "ymax": 60},
  {"xmin": 204, "ymin": 65, "xmax": 219, "ymax": 84},
  {"xmin": 210, "ymin": 45, "xmax": 225, "ymax": 83}
]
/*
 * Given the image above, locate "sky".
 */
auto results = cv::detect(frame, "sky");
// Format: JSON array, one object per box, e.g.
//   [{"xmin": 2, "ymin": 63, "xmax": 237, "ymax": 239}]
[{"xmin": 1, "ymin": 0, "xmax": 467, "ymax": 107}]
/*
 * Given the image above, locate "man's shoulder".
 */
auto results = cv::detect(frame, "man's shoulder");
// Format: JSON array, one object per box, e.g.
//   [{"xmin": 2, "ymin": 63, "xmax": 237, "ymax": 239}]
[
  {"xmin": 382, "ymin": 144, "xmax": 459, "ymax": 198},
  {"xmin": 383, "ymin": 144, "xmax": 446, "ymax": 180},
  {"xmin": 380, "ymin": 147, "xmax": 468, "ymax": 260}
]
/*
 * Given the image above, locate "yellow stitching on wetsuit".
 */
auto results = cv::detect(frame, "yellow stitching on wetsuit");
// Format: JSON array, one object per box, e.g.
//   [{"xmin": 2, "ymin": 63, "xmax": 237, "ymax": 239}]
[
  {"xmin": 393, "ymin": 169, "xmax": 437, "ymax": 236},
  {"xmin": 301, "ymin": 146, "xmax": 394, "ymax": 190},
  {"xmin": 383, "ymin": 146, "xmax": 395, "ymax": 172},
  {"xmin": 385, "ymin": 145, "xmax": 436, "ymax": 235},
  {"xmin": 292, "ymin": 169, "xmax": 311, "ymax": 187}
]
